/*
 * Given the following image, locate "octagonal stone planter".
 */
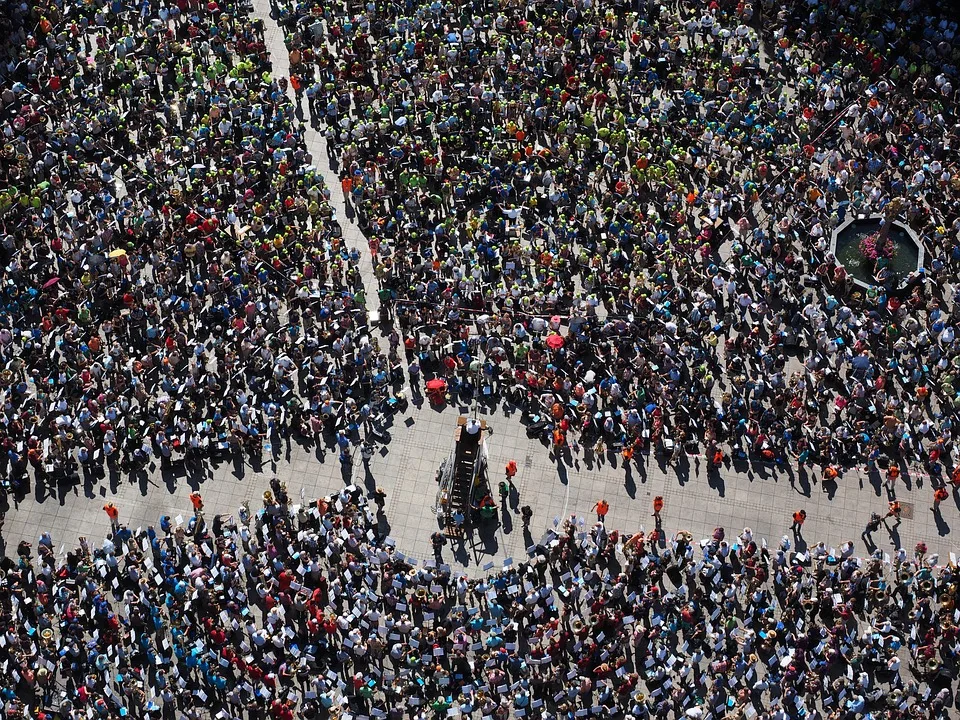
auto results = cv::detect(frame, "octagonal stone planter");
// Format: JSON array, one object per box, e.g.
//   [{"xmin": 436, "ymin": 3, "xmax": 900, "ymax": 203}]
[{"xmin": 831, "ymin": 214, "xmax": 924, "ymax": 291}]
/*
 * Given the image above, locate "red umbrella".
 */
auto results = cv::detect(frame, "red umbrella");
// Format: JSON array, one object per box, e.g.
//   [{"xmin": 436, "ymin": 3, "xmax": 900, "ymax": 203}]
[
  {"xmin": 425, "ymin": 378, "xmax": 447, "ymax": 392},
  {"xmin": 545, "ymin": 334, "xmax": 564, "ymax": 350},
  {"xmin": 42, "ymin": 277, "xmax": 60, "ymax": 289}
]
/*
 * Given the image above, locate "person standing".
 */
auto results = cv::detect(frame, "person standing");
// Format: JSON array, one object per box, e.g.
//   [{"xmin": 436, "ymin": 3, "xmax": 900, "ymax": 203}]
[
  {"xmin": 652, "ymin": 496, "xmax": 664, "ymax": 522},
  {"xmin": 189, "ymin": 491, "xmax": 204, "ymax": 513},
  {"xmin": 103, "ymin": 502, "xmax": 120, "ymax": 530},
  {"xmin": 885, "ymin": 464, "xmax": 900, "ymax": 493},
  {"xmin": 790, "ymin": 509, "xmax": 806, "ymax": 536},
  {"xmin": 885, "ymin": 500, "xmax": 902, "ymax": 528},
  {"xmin": 933, "ymin": 485, "xmax": 949, "ymax": 511},
  {"xmin": 861, "ymin": 513, "xmax": 882, "ymax": 550},
  {"xmin": 592, "ymin": 499, "xmax": 609, "ymax": 523},
  {"xmin": 373, "ymin": 487, "xmax": 387, "ymax": 513}
]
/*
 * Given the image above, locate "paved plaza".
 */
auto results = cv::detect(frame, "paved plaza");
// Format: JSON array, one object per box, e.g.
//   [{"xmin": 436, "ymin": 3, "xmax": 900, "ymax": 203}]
[
  {"xmin": 0, "ymin": 373, "xmax": 952, "ymax": 572},
  {"xmin": 0, "ymin": 1, "xmax": 955, "ymax": 572}
]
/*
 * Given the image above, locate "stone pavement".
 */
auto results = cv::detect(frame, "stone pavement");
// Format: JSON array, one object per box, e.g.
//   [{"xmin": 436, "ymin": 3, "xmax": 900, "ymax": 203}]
[{"xmin": 1, "ymin": 3, "xmax": 957, "ymax": 572}]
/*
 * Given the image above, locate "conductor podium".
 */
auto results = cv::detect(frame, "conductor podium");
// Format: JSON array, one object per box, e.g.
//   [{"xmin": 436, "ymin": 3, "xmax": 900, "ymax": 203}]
[{"xmin": 436, "ymin": 416, "xmax": 489, "ymax": 536}]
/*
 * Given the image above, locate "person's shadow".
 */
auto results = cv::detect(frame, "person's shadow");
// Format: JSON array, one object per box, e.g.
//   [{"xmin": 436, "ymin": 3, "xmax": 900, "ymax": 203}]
[
  {"xmin": 898, "ymin": 460, "xmax": 913, "ymax": 491},
  {"xmin": 624, "ymin": 464, "xmax": 636, "ymax": 498},
  {"xmin": 501, "ymin": 508, "xmax": 513, "ymax": 535},
  {"xmin": 582, "ymin": 447, "xmax": 596, "ymax": 470},
  {"xmin": 934, "ymin": 507, "xmax": 951, "ymax": 536},
  {"xmin": 355, "ymin": 454, "xmax": 375, "ymax": 489},
  {"xmin": 452, "ymin": 538, "xmax": 469, "ymax": 565},
  {"xmin": 822, "ymin": 479, "xmax": 838, "ymax": 501},
  {"xmin": 886, "ymin": 523, "xmax": 902, "ymax": 549},
  {"xmin": 706, "ymin": 465, "xmax": 725, "ymax": 497},
  {"xmin": 793, "ymin": 465, "xmax": 812, "ymax": 498},
  {"xmin": 674, "ymin": 453, "xmax": 691, "ymax": 487},
  {"xmin": 793, "ymin": 531, "xmax": 808, "ymax": 554},
  {"xmin": 522, "ymin": 525, "xmax": 534, "ymax": 552},
  {"xmin": 866, "ymin": 467, "xmax": 883, "ymax": 496}
]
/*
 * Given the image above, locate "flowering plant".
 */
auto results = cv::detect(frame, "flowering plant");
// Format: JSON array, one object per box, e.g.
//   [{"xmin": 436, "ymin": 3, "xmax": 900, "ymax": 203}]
[{"xmin": 859, "ymin": 232, "xmax": 897, "ymax": 261}]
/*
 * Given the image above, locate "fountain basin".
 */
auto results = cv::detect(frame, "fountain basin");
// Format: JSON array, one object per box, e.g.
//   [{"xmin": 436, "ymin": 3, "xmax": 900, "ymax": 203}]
[{"xmin": 831, "ymin": 214, "xmax": 924, "ymax": 290}]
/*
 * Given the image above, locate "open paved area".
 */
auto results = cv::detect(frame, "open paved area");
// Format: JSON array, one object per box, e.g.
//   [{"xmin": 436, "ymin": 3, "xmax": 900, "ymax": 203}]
[{"xmin": 1, "ymin": 377, "xmax": 952, "ymax": 572}]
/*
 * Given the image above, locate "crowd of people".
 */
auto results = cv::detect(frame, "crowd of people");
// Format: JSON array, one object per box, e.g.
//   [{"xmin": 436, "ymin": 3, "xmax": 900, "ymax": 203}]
[
  {"xmin": 3, "ymin": 0, "xmax": 960, "ymax": 714},
  {"xmin": 5, "ymin": 486, "xmax": 960, "ymax": 720},
  {"xmin": 0, "ymin": 0, "xmax": 957, "ymax": 516},
  {"xmin": 0, "ymin": 0, "xmax": 415, "ymax": 494},
  {"xmin": 269, "ymin": 0, "xmax": 960, "ymax": 501}
]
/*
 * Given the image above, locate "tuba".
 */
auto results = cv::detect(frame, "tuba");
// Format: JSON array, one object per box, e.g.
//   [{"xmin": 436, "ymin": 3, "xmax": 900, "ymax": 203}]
[{"xmin": 940, "ymin": 584, "xmax": 958, "ymax": 611}]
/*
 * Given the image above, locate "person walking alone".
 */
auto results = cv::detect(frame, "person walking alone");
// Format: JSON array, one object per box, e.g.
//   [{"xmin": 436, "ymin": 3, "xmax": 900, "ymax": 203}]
[
  {"xmin": 593, "ymin": 499, "xmax": 609, "ymax": 523},
  {"xmin": 103, "ymin": 502, "xmax": 120, "ymax": 530},
  {"xmin": 791, "ymin": 509, "xmax": 806, "ymax": 537}
]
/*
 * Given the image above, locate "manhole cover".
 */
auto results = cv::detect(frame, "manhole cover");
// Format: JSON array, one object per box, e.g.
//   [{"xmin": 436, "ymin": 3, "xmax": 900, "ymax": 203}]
[
  {"xmin": 899, "ymin": 502, "xmax": 915, "ymax": 520},
  {"xmin": 524, "ymin": 455, "xmax": 534, "ymax": 468}
]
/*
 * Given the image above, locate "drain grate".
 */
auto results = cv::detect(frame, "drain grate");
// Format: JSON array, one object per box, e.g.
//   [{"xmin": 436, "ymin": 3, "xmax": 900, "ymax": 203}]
[
  {"xmin": 524, "ymin": 455, "xmax": 534, "ymax": 469},
  {"xmin": 899, "ymin": 501, "xmax": 914, "ymax": 520}
]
